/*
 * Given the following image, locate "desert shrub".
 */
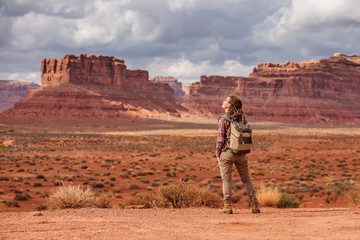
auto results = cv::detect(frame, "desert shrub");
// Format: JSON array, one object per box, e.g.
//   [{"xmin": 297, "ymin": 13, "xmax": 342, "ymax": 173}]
[
  {"xmin": 14, "ymin": 194, "xmax": 29, "ymax": 201},
  {"xmin": 124, "ymin": 193, "xmax": 165, "ymax": 208},
  {"xmin": 90, "ymin": 182, "xmax": 104, "ymax": 188},
  {"xmin": 5, "ymin": 201, "xmax": 19, "ymax": 208},
  {"xmin": 275, "ymin": 193, "xmax": 301, "ymax": 208},
  {"xmin": 231, "ymin": 193, "xmax": 241, "ymax": 203},
  {"xmin": 256, "ymin": 184, "xmax": 281, "ymax": 207},
  {"xmin": 36, "ymin": 205, "xmax": 47, "ymax": 211},
  {"xmin": 324, "ymin": 187, "xmax": 344, "ymax": 203},
  {"xmin": 159, "ymin": 181, "xmax": 220, "ymax": 208},
  {"xmin": 111, "ymin": 187, "xmax": 121, "ymax": 193},
  {"xmin": 48, "ymin": 184, "xmax": 96, "ymax": 209},
  {"xmin": 128, "ymin": 183, "xmax": 140, "ymax": 189},
  {"xmin": 348, "ymin": 185, "xmax": 360, "ymax": 207},
  {"xmin": 33, "ymin": 182, "xmax": 42, "ymax": 187},
  {"xmin": 36, "ymin": 174, "xmax": 46, "ymax": 179},
  {"xmin": 94, "ymin": 192, "xmax": 113, "ymax": 208}
]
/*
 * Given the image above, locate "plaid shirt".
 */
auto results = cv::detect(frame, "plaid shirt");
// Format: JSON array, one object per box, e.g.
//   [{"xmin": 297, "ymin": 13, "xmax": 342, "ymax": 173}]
[{"xmin": 216, "ymin": 117, "xmax": 231, "ymax": 158}]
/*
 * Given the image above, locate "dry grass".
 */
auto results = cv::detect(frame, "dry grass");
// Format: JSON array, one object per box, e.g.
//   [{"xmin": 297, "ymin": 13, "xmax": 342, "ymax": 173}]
[
  {"xmin": 348, "ymin": 185, "xmax": 360, "ymax": 207},
  {"xmin": 124, "ymin": 182, "xmax": 221, "ymax": 208},
  {"xmin": 159, "ymin": 181, "xmax": 220, "ymax": 208},
  {"xmin": 256, "ymin": 184, "xmax": 281, "ymax": 207},
  {"xmin": 48, "ymin": 183, "xmax": 113, "ymax": 209},
  {"xmin": 124, "ymin": 193, "xmax": 165, "ymax": 208}
]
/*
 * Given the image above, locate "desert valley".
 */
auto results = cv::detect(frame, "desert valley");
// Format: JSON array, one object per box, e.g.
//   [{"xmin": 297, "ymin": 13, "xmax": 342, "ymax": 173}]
[{"xmin": 0, "ymin": 53, "xmax": 360, "ymax": 239}]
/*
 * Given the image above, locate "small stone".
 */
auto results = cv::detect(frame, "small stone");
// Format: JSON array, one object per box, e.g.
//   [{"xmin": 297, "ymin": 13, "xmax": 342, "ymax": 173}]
[
  {"xmin": 29, "ymin": 211, "xmax": 43, "ymax": 216},
  {"xmin": 299, "ymin": 202, "xmax": 313, "ymax": 208},
  {"xmin": 124, "ymin": 205, "xmax": 147, "ymax": 209}
]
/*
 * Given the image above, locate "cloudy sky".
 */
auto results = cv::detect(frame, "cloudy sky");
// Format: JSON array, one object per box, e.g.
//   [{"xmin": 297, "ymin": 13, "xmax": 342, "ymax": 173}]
[{"xmin": 0, "ymin": 0, "xmax": 359, "ymax": 84}]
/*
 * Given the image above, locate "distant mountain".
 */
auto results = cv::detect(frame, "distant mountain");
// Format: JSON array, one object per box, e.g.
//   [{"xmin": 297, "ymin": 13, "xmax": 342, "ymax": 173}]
[{"xmin": 0, "ymin": 80, "xmax": 40, "ymax": 112}]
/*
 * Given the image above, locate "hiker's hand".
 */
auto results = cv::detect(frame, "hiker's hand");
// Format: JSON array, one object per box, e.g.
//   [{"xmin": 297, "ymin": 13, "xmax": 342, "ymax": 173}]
[{"xmin": 217, "ymin": 157, "xmax": 220, "ymax": 163}]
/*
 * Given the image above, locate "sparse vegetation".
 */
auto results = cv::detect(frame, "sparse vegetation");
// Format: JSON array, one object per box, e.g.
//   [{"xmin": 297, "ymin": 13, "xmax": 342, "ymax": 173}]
[
  {"xmin": 124, "ymin": 193, "xmax": 164, "ymax": 208},
  {"xmin": 348, "ymin": 185, "xmax": 360, "ymax": 207},
  {"xmin": 0, "ymin": 128, "xmax": 359, "ymax": 211},
  {"xmin": 256, "ymin": 184, "xmax": 281, "ymax": 207},
  {"xmin": 275, "ymin": 193, "xmax": 301, "ymax": 208},
  {"xmin": 159, "ymin": 181, "xmax": 220, "ymax": 208},
  {"xmin": 47, "ymin": 184, "xmax": 113, "ymax": 209}
]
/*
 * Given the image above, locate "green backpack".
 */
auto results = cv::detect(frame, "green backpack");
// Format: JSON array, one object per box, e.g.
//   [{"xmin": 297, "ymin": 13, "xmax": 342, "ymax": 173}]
[{"xmin": 221, "ymin": 114, "xmax": 252, "ymax": 154}]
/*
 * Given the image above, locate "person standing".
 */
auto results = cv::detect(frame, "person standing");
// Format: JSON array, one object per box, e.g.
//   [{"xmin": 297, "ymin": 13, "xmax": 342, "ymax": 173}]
[{"xmin": 216, "ymin": 94, "xmax": 260, "ymax": 214}]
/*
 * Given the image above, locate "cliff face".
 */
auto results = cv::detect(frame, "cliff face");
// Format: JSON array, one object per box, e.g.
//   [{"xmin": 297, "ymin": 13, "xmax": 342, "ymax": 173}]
[
  {"xmin": 188, "ymin": 54, "xmax": 360, "ymax": 124},
  {"xmin": 0, "ymin": 80, "xmax": 40, "ymax": 112},
  {"xmin": 149, "ymin": 76, "xmax": 185, "ymax": 96},
  {"xmin": 41, "ymin": 54, "xmax": 148, "ymax": 87},
  {"xmin": 2, "ymin": 54, "xmax": 185, "ymax": 119}
]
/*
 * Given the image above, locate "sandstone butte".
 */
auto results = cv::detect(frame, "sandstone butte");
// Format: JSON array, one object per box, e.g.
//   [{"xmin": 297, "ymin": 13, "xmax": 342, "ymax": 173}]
[
  {"xmin": 1, "ymin": 54, "xmax": 186, "ymax": 119},
  {"xmin": 1, "ymin": 53, "xmax": 359, "ymax": 125},
  {"xmin": 188, "ymin": 53, "xmax": 360, "ymax": 125},
  {"xmin": 0, "ymin": 80, "xmax": 40, "ymax": 112},
  {"xmin": 149, "ymin": 76, "xmax": 186, "ymax": 96}
]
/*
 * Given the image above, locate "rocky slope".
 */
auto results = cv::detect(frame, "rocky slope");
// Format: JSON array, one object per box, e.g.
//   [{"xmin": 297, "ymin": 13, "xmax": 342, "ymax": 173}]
[
  {"xmin": 1, "ymin": 54, "xmax": 185, "ymax": 119},
  {"xmin": 149, "ymin": 76, "xmax": 185, "ymax": 96},
  {"xmin": 0, "ymin": 80, "xmax": 40, "ymax": 112},
  {"xmin": 188, "ymin": 53, "xmax": 360, "ymax": 124}
]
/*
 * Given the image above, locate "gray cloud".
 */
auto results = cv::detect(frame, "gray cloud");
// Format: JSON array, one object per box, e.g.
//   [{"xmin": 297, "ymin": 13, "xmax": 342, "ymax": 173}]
[{"xmin": 0, "ymin": 0, "xmax": 359, "ymax": 84}]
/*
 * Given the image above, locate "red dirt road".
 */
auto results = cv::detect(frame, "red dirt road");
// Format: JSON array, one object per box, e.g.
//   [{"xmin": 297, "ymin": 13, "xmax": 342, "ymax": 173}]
[{"xmin": 1, "ymin": 207, "xmax": 359, "ymax": 240}]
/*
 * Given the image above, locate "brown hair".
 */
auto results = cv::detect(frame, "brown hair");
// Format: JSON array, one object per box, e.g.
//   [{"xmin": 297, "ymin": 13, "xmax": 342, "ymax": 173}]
[{"xmin": 226, "ymin": 94, "xmax": 244, "ymax": 121}]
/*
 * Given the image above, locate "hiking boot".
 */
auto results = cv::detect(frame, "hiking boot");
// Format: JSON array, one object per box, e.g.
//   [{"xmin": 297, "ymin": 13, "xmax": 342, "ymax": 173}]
[
  {"xmin": 219, "ymin": 204, "xmax": 233, "ymax": 214},
  {"xmin": 251, "ymin": 201, "xmax": 261, "ymax": 213}
]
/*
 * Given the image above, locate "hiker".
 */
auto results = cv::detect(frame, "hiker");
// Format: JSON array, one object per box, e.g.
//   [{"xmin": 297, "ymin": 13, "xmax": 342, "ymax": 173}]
[{"xmin": 216, "ymin": 94, "xmax": 260, "ymax": 214}]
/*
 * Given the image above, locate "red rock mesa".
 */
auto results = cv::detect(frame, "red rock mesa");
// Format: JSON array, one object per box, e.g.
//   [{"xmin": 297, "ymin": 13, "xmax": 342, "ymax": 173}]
[
  {"xmin": 1, "ymin": 54, "xmax": 185, "ymax": 119},
  {"xmin": 188, "ymin": 53, "xmax": 360, "ymax": 124}
]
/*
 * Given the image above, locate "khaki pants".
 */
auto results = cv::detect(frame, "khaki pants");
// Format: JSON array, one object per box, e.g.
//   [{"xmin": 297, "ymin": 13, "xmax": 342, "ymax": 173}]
[{"xmin": 219, "ymin": 149, "xmax": 257, "ymax": 204}]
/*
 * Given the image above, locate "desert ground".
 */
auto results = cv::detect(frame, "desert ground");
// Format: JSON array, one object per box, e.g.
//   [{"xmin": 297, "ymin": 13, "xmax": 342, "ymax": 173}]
[{"xmin": 1, "ymin": 119, "xmax": 360, "ymax": 239}]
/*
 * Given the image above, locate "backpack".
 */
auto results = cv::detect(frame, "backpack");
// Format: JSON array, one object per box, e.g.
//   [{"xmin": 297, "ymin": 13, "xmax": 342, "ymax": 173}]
[{"xmin": 221, "ymin": 114, "xmax": 252, "ymax": 154}]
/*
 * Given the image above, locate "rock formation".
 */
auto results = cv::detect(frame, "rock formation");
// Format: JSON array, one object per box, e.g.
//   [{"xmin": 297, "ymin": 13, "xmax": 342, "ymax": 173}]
[
  {"xmin": 188, "ymin": 53, "xmax": 360, "ymax": 124},
  {"xmin": 149, "ymin": 76, "xmax": 185, "ymax": 96},
  {"xmin": 0, "ymin": 80, "xmax": 40, "ymax": 112},
  {"xmin": 1, "ymin": 54, "xmax": 186, "ymax": 119}
]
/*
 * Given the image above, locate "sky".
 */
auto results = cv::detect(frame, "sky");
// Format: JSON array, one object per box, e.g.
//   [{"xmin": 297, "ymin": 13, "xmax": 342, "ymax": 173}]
[{"xmin": 0, "ymin": 0, "xmax": 359, "ymax": 84}]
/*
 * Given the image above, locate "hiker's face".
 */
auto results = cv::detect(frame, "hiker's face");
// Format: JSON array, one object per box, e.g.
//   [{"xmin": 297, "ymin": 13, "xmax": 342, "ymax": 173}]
[{"xmin": 222, "ymin": 97, "xmax": 231, "ymax": 112}]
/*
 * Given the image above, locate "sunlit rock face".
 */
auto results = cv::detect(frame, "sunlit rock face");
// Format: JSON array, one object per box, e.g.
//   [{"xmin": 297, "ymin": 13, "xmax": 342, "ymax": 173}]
[
  {"xmin": 1, "ymin": 54, "xmax": 185, "ymax": 119},
  {"xmin": 188, "ymin": 54, "xmax": 360, "ymax": 124}
]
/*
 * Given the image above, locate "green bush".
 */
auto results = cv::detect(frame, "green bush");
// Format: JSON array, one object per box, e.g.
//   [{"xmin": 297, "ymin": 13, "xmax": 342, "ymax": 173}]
[{"xmin": 275, "ymin": 193, "xmax": 301, "ymax": 208}]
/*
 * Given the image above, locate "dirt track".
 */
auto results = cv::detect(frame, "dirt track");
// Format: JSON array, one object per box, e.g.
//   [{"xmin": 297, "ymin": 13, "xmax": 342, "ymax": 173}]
[{"xmin": 1, "ymin": 207, "xmax": 359, "ymax": 240}]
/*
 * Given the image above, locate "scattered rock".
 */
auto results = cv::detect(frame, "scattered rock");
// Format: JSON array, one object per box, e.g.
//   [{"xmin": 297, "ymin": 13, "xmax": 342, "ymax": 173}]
[
  {"xmin": 299, "ymin": 202, "xmax": 313, "ymax": 208},
  {"xmin": 124, "ymin": 205, "xmax": 147, "ymax": 209},
  {"xmin": 29, "ymin": 212, "xmax": 43, "ymax": 216}
]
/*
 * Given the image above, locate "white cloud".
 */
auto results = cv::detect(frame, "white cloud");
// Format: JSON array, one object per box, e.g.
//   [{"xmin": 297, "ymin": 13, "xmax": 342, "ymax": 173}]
[
  {"xmin": 0, "ymin": 0, "xmax": 359, "ymax": 84},
  {"xmin": 1, "ymin": 72, "xmax": 40, "ymax": 83},
  {"xmin": 252, "ymin": 0, "xmax": 360, "ymax": 59},
  {"xmin": 147, "ymin": 57, "xmax": 252, "ymax": 83}
]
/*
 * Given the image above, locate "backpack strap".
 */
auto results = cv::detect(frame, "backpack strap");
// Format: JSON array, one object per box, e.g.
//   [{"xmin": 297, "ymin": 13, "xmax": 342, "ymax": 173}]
[
  {"xmin": 220, "ymin": 114, "xmax": 245, "ymax": 124},
  {"xmin": 219, "ymin": 114, "xmax": 231, "ymax": 122}
]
